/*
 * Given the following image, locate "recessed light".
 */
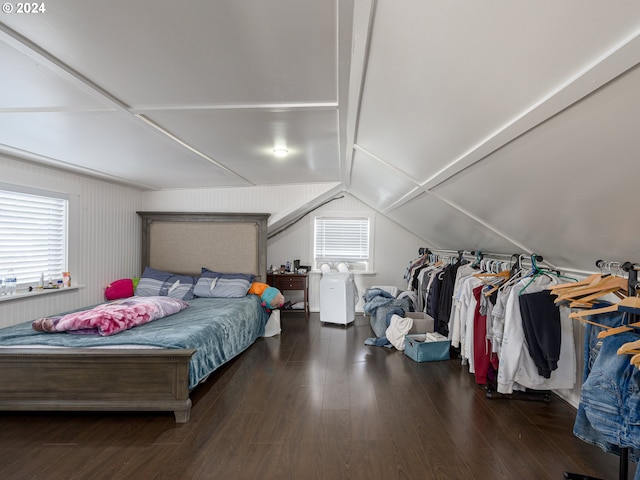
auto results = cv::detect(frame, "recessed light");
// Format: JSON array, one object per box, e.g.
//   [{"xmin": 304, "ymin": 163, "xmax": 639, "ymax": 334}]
[{"xmin": 273, "ymin": 148, "xmax": 288, "ymax": 157}]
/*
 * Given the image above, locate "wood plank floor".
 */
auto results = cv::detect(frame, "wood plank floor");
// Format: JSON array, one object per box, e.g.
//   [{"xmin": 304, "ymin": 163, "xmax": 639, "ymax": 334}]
[{"xmin": 0, "ymin": 312, "xmax": 633, "ymax": 480}]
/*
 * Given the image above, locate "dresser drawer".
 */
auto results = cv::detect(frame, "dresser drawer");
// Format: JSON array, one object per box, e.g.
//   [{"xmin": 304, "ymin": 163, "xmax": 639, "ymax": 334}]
[
  {"xmin": 269, "ymin": 274, "xmax": 307, "ymax": 289},
  {"xmin": 272, "ymin": 276, "xmax": 306, "ymax": 290},
  {"xmin": 283, "ymin": 277, "xmax": 305, "ymax": 289}
]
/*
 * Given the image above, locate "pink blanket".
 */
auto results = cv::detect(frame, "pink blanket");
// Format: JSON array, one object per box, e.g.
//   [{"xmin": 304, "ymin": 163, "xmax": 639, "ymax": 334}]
[{"xmin": 32, "ymin": 296, "xmax": 189, "ymax": 336}]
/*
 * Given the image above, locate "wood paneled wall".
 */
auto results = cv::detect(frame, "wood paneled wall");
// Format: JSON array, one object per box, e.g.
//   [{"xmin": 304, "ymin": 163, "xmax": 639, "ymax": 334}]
[{"xmin": 0, "ymin": 155, "xmax": 143, "ymax": 327}]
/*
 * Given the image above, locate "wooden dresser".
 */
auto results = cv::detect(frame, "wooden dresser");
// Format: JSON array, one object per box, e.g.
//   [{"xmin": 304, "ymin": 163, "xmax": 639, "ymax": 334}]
[{"xmin": 267, "ymin": 273, "xmax": 308, "ymax": 319}]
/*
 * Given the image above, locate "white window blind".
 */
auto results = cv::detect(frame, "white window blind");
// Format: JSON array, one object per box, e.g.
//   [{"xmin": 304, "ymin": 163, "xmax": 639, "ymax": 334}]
[
  {"xmin": 0, "ymin": 188, "xmax": 68, "ymax": 286},
  {"xmin": 314, "ymin": 216, "xmax": 370, "ymax": 268}
]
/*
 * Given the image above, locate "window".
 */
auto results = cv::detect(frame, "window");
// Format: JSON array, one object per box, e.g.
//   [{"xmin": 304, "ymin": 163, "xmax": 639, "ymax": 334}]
[
  {"xmin": 313, "ymin": 214, "xmax": 373, "ymax": 272},
  {"xmin": 0, "ymin": 187, "xmax": 68, "ymax": 288}
]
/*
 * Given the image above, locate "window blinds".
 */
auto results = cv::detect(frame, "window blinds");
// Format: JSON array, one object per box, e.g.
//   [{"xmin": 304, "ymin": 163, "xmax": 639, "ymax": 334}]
[
  {"xmin": 314, "ymin": 217, "xmax": 370, "ymax": 263},
  {"xmin": 0, "ymin": 189, "xmax": 68, "ymax": 286}
]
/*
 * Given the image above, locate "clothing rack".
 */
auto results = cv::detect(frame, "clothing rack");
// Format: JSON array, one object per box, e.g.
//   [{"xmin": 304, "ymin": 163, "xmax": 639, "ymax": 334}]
[
  {"xmin": 564, "ymin": 260, "xmax": 640, "ymax": 480},
  {"xmin": 419, "ymin": 250, "xmax": 556, "ymax": 402},
  {"xmin": 485, "ymin": 252, "xmax": 555, "ymax": 402}
]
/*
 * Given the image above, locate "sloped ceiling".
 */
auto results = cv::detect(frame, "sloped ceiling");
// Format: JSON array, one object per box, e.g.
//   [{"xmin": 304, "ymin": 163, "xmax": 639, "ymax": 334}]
[{"xmin": 1, "ymin": 1, "xmax": 640, "ymax": 272}]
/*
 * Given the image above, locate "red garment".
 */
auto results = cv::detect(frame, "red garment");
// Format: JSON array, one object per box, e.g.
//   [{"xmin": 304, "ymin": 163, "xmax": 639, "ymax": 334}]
[{"xmin": 472, "ymin": 285, "xmax": 498, "ymax": 384}]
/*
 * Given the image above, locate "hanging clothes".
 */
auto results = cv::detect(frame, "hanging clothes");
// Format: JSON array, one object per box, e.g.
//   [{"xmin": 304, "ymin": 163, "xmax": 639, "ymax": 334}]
[
  {"xmin": 573, "ymin": 308, "xmax": 640, "ymax": 468},
  {"xmin": 519, "ymin": 290, "xmax": 561, "ymax": 379},
  {"xmin": 455, "ymin": 273, "xmax": 483, "ymax": 369},
  {"xmin": 436, "ymin": 260, "xmax": 466, "ymax": 335},
  {"xmin": 472, "ymin": 284, "xmax": 499, "ymax": 385},
  {"xmin": 415, "ymin": 262, "xmax": 441, "ymax": 312},
  {"xmin": 497, "ymin": 274, "xmax": 575, "ymax": 394},
  {"xmin": 447, "ymin": 263, "xmax": 478, "ymax": 348},
  {"xmin": 425, "ymin": 269, "xmax": 443, "ymax": 319}
]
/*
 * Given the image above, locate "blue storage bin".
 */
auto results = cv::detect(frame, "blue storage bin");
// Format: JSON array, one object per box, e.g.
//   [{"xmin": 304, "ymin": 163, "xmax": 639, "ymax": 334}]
[{"xmin": 404, "ymin": 334, "xmax": 450, "ymax": 362}]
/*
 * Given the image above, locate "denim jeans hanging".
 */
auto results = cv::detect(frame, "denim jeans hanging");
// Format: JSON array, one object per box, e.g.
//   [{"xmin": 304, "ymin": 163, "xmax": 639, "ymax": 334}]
[{"xmin": 573, "ymin": 309, "xmax": 640, "ymax": 465}]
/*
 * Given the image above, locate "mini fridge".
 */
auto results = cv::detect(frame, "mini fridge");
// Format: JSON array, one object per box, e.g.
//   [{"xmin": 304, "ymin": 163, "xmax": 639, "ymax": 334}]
[{"xmin": 320, "ymin": 272, "xmax": 356, "ymax": 325}]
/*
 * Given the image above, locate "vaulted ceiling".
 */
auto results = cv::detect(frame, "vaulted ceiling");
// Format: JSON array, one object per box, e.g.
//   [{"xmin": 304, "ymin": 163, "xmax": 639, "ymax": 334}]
[{"xmin": 2, "ymin": 1, "xmax": 640, "ymax": 272}]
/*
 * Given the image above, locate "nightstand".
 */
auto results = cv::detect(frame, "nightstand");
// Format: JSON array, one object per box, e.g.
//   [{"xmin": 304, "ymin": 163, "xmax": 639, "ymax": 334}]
[{"xmin": 267, "ymin": 273, "xmax": 308, "ymax": 319}]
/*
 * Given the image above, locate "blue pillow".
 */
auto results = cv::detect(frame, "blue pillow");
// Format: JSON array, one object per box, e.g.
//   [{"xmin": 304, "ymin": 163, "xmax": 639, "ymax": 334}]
[
  {"xmin": 135, "ymin": 267, "xmax": 196, "ymax": 300},
  {"xmin": 193, "ymin": 268, "xmax": 254, "ymax": 298}
]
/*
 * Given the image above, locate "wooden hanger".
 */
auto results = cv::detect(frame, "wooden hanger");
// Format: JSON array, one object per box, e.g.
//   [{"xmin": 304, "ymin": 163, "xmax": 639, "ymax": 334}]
[
  {"xmin": 554, "ymin": 275, "xmax": 628, "ymax": 304},
  {"xmin": 474, "ymin": 270, "xmax": 510, "ymax": 278},
  {"xmin": 548, "ymin": 273, "xmax": 602, "ymax": 295},
  {"xmin": 566, "ymin": 289, "xmax": 627, "ymax": 309},
  {"xmin": 484, "ymin": 268, "xmax": 527, "ymax": 297},
  {"xmin": 568, "ymin": 314, "xmax": 618, "ymax": 329},
  {"xmin": 567, "ymin": 287, "xmax": 628, "ymax": 309},
  {"xmin": 555, "ymin": 275, "xmax": 625, "ymax": 301},
  {"xmin": 474, "ymin": 270, "xmax": 510, "ymax": 287},
  {"xmin": 618, "ymin": 338, "xmax": 640, "ymax": 355},
  {"xmin": 569, "ymin": 296, "xmax": 640, "ymax": 339},
  {"xmin": 632, "ymin": 353, "xmax": 640, "ymax": 368},
  {"xmin": 597, "ymin": 321, "xmax": 640, "ymax": 339},
  {"xmin": 569, "ymin": 296, "xmax": 640, "ymax": 319}
]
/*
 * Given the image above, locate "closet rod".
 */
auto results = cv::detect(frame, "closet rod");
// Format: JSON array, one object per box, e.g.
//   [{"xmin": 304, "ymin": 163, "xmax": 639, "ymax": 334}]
[
  {"xmin": 596, "ymin": 259, "xmax": 640, "ymax": 272},
  {"xmin": 427, "ymin": 249, "xmax": 542, "ymax": 260},
  {"xmin": 427, "ymin": 250, "xmax": 548, "ymax": 269}
]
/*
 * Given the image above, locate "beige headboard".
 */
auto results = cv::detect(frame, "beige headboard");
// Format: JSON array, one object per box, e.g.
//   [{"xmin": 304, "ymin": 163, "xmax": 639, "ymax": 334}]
[{"xmin": 137, "ymin": 212, "xmax": 269, "ymax": 281}]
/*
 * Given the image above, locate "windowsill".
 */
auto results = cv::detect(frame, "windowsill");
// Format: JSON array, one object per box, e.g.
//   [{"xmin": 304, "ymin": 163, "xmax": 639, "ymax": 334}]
[
  {"xmin": 309, "ymin": 270, "xmax": 376, "ymax": 275},
  {"xmin": 0, "ymin": 285, "xmax": 82, "ymax": 303}
]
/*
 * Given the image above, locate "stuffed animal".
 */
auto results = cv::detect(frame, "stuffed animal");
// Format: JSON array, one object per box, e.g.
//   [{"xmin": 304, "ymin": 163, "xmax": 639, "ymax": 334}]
[
  {"xmin": 260, "ymin": 286, "xmax": 285, "ymax": 312},
  {"xmin": 248, "ymin": 281, "xmax": 285, "ymax": 312},
  {"xmin": 248, "ymin": 281, "xmax": 269, "ymax": 296}
]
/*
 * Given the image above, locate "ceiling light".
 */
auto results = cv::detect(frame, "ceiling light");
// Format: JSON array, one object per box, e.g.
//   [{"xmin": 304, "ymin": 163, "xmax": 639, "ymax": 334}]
[{"xmin": 273, "ymin": 148, "xmax": 288, "ymax": 157}]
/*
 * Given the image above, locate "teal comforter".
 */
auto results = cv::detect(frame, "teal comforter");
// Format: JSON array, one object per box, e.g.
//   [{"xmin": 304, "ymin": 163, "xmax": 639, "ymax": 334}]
[{"xmin": 0, "ymin": 296, "xmax": 268, "ymax": 389}]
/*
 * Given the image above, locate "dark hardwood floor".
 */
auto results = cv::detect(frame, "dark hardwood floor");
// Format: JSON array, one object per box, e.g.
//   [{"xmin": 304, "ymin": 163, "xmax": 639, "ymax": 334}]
[{"xmin": 0, "ymin": 312, "xmax": 632, "ymax": 479}]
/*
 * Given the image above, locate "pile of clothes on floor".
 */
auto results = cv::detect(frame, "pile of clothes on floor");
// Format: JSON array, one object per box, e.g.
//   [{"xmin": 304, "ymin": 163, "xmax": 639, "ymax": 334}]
[{"xmin": 363, "ymin": 287, "xmax": 416, "ymax": 350}]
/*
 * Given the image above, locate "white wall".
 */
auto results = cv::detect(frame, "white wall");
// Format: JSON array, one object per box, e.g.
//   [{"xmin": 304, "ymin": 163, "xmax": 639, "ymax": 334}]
[
  {"xmin": 0, "ymin": 156, "xmax": 143, "ymax": 327},
  {"xmin": 142, "ymin": 183, "xmax": 340, "ymax": 216}
]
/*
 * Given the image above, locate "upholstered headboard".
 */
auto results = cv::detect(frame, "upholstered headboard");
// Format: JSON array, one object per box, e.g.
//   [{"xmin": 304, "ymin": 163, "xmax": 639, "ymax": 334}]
[{"xmin": 137, "ymin": 212, "xmax": 269, "ymax": 281}]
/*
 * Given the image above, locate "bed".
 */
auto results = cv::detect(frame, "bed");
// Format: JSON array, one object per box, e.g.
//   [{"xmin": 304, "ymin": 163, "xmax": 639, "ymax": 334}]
[{"xmin": 0, "ymin": 211, "xmax": 270, "ymax": 423}]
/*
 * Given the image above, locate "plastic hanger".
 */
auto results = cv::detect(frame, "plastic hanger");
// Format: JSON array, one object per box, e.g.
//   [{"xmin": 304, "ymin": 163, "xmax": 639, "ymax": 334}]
[
  {"xmin": 518, "ymin": 270, "xmax": 568, "ymax": 296},
  {"xmin": 517, "ymin": 254, "xmax": 571, "ymax": 295},
  {"xmin": 470, "ymin": 251, "xmax": 483, "ymax": 268},
  {"xmin": 485, "ymin": 265, "xmax": 527, "ymax": 297},
  {"xmin": 483, "ymin": 254, "xmax": 527, "ymax": 297}
]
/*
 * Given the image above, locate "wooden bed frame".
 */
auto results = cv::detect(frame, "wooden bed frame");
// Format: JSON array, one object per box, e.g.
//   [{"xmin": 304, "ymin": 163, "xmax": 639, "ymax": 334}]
[{"xmin": 0, "ymin": 212, "xmax": 269, "ymax": 423}]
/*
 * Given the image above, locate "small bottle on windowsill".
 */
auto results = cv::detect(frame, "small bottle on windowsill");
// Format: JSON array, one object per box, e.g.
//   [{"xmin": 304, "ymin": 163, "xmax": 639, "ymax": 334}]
[{"xmin": 5, "ymin": 270, "xmax": 17, "ymax": 295}]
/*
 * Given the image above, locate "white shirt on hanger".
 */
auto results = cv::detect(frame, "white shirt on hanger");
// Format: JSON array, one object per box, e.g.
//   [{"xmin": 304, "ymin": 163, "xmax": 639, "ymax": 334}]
[{"xmin": 497, "ymin": 275, "xmax": 575, "ymax": 394}]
